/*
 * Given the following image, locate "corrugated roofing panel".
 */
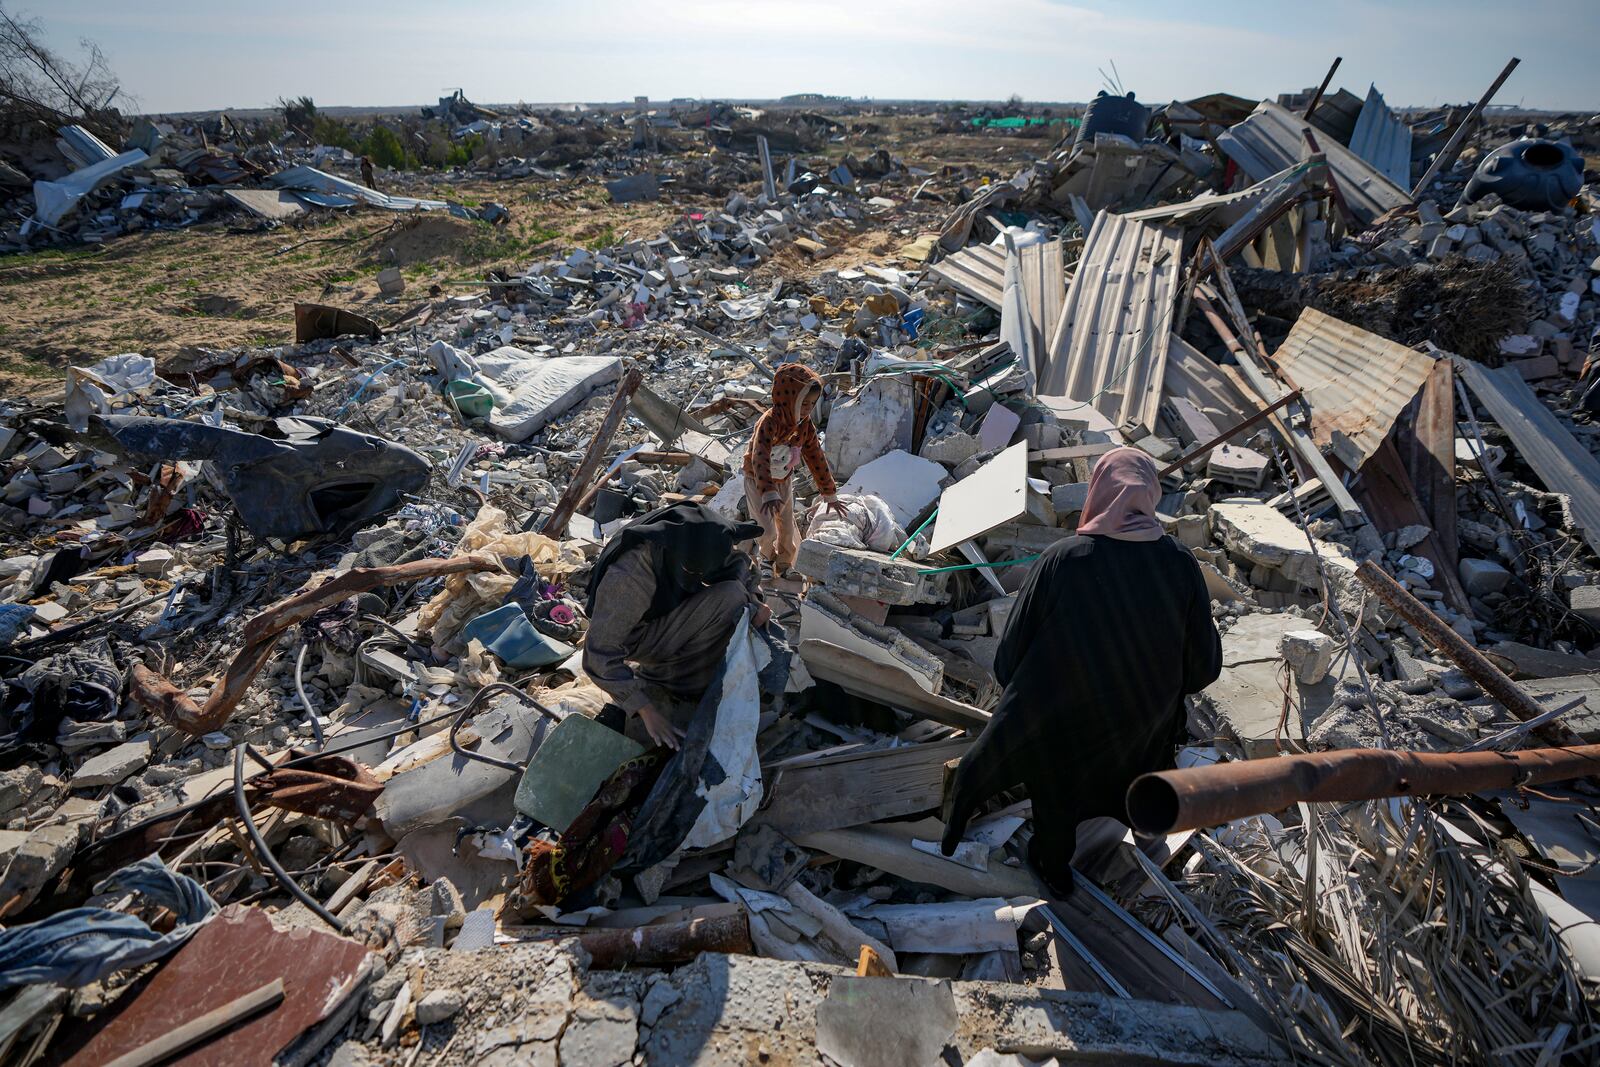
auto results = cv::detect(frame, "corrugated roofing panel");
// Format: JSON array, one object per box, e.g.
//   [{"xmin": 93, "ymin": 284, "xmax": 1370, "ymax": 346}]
[
  {"xmin": 1040, "ymin": 212, "xmax": 1182, "ymax": 436},
  {"xmin": 1216, "ymin": 100, "xmax": 1412, "ymax": 225},
  {"xmin": 1271, "ymin": 307, "xmax": 1433, "ymax": 470},
  {"xmin": 1349, "ymin": 85, "xmax": 1413, "ymax": 190},
  {"xmin": 1456, "ymin": 358, "xmax": 1600, "ymax": 557},
  {"xmin": 926, "ymin": 243, "xmax": 1007, "ymax": 308},
  {"xmin": 1019, "ymin": 240, "xmax": 1065, "ymax": 364}
]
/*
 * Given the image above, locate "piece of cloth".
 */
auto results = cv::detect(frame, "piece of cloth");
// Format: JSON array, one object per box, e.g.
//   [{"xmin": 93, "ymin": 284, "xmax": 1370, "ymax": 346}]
[
  {"xmin": 0, "ymin": 855, "xmax": 216, "ymax": 991},
  {"xmin": 512, "ymin": 749, "xmax": 667, "ymax": 907},
  {"xmin": 745, "ymin": 472, "xmax": 798, "ymax": 570},
  {"xmin": 1, "ymin": 636, "xmax": 121, "ymax": 741},
  {"xmin": 584, "ymin": 541, "xmax": 758, "ymax": 715},
  {"xmin": 1075, "ymin": 446, "xmax": 1163, "ymax": 542},
  {"xmin": 941, "ymin": 533, "xmax": 1222, "ymax": 892},
  {"xmin": 741, "ymin": 364, "xmax": 837, "ymax": 504}
]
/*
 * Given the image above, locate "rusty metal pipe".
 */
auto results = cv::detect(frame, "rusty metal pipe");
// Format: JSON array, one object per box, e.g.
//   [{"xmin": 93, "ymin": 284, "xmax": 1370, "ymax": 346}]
[
  {"xmin": 1126, "ymin": 744, "xmax": 1600, "ymax": 835},
  {"xmin": 1354, "ymin": 560, "xmax": 1582, "ymax": 748}
]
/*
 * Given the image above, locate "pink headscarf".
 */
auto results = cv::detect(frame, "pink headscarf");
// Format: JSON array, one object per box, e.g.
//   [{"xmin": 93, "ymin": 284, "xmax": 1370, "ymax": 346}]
[{"xmin": 1076, "ymin": 446, "xmax": 1163, "ymax": 542}]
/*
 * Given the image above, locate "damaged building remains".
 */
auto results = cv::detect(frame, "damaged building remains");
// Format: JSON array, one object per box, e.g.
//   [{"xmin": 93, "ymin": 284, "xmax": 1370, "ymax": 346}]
[{"xmin": 4, "ymin": 34, "xmax": 1600, "ymax": 1067}]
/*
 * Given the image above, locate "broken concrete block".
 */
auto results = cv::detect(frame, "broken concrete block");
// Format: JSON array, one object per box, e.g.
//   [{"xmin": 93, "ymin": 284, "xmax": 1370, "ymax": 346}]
[
  {"xmin": 71, "ymin": 740, "xmax": 151, "ymax": 789},
  {"xmin": 794, "ymin": 539, "xmax": 945, "ymax": 606},
  {"xmin": 376, "ymin": 267, "xmax": 405, "ymax": 295},
  {"xmin": 1571, "ymin": 585, "xmax": 1600, "ymax": 628},
  {"xmin": 825, "ymin": 380, "xmax": 914, "ymax": 482},
  {"xmin": 800, "ymin": 588, "xmax": 943, "ymax": 694},
  {"xmin": 1209, "ymin": 499, "xmax": 1355, "ymax": 589},
  {"xmin": 0, "ymin": 766, "xmax": 42, "ymax": 818},
  {"xmin": 1279, "ymin": 629, "xmax": 1335, "ymax": 685},
  {"xmin": 1205, "ymin": 444, "xmax": 1269, "ymax": 489},
  {"xmin": 840, "ymin": 450, "xmax": 947, "ymax": 528},
  {"xmin": 415, "ymin": 988, "xmax": 465, "ymax": 1025},
  {"xmin": 1050, "ymin": 483, "xmax": 1089, "ymax": 517},
  {"xmin": 1458, "ymin": 557, "xmax": 1512, "ymax": 597},
  {"xmin": 0, "ymin": 823, "xmax": 78, "ymax": 916},
  {"xmin": 135, "ymin": 547, "xmax": 173, "ymax": 576}
]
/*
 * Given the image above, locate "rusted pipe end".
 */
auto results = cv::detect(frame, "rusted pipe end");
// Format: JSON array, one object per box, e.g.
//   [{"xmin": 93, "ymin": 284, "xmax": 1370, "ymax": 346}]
[{"xmin": 1126, "ymin": 773, "xmax": 1182, "ymax": 836}]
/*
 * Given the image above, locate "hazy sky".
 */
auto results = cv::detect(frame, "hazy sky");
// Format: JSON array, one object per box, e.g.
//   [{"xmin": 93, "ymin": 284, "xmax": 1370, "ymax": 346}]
[{"xmin": 27, "ymin": 0, "xmax": 1600, "ymax": 114}]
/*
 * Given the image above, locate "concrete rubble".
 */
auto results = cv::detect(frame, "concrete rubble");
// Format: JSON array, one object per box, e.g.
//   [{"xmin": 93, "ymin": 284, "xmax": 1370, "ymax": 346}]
[{"xmin": 2, "ymin": 68, "xmax": 1600, "ymax": 1067}]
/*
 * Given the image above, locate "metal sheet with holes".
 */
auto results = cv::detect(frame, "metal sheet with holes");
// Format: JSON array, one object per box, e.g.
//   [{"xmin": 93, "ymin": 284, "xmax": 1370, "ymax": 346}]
[
  {"xmin": 1040, "ymin": 212, "xmax": 1182, "ymax": 436},
  {"xmin": 1270, "ymin": 307, "xmax": 1434, "ymax": 471}
]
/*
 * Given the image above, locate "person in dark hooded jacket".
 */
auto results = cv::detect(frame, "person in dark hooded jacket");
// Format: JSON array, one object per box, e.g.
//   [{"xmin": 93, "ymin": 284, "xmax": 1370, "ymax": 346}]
[
  {"xmin": 584, "ymin": 502, "xmax": 766, "ymax": 749},
  {"xmin": 941, "ymin": 447, "xmax": 1222, "ymax": 895}
]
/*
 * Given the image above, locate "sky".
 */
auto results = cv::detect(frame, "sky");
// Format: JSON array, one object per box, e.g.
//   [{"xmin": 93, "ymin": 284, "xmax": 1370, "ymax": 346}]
[{"xmin": 25, "ymin": 0, "xmax": 1600, "ymax": 114}]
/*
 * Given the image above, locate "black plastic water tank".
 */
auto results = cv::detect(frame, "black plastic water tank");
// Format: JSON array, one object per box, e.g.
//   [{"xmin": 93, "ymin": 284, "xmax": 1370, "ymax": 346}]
[
  {"xmin": 1462, "ymin": 139, "xmax": 1583, "ymax": 211},
  {"xmin": 1075, "ymin": 90, "xmax": 1149, "ymax": 146}
]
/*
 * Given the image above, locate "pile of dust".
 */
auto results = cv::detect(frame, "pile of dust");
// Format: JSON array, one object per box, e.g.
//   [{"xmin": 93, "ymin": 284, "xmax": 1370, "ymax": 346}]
[{"xmin": 365, "ymin": 215, "xmax": 480, "ymax": 268}]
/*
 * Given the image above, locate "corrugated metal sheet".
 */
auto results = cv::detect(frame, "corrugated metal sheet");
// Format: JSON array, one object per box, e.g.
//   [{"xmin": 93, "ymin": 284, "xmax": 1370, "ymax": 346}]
[
  {"xmin": 1307, "ymin": 87, "xmax": 1364, "ymax": 145},
  {"xmin": 1349, "ymin": 85, "xmax": 1413, "ymax": 190},
  {"xmin": 1216, "ymin": 101, "xmax": 1412, "ymax": 226},
  {"xmin": 926, "ymin": 243, "xmax": 1006, "ymax": 308},
  {"xmin": 1456, "ymin": 358, "xmax": 1600, "ymax": 557},
  {"xmin": 1040, "ymin": 212, "xmax": 1181, "ymax": 436},
  {"xmin": 1164, "ymin": 333, "xmax": 1254, "ymax": 428},
  {"xmin": 926, "ymin": 239, "xmax": 1063, "ymax": 343},
  {"xmin": 1271, "ymin": 307, "xmax": 1433, "ymax": 470}
]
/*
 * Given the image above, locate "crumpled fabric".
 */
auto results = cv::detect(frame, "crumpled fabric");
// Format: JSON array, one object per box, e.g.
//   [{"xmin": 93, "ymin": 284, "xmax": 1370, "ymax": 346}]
[
  {"xmin": 417, "ymin": 507, "xmax": 583, "ymax": 645},
  {"xmin": 0, "ymin": 605, "xmax": 35, "ymax": 647},
  {"xmin": 0, "ymin": 855, "xmax": 217, "ymax": 991},
  {"xmin": 1, "ymin": 636, "xmax": 121, "ymax": 740},
  {"xmin": 802, "ymin": 493, "xmax": 906, "ymax": 554},
  {"xmin": 64, "ymin": 353, "xmax": 157, "ymax": 432}
]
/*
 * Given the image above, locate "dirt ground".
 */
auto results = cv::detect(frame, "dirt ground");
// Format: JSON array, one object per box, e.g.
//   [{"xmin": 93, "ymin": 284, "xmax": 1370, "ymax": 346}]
[{"xmin": 0, "ymin": 120, "xmax": 1044, "ymax": 395}]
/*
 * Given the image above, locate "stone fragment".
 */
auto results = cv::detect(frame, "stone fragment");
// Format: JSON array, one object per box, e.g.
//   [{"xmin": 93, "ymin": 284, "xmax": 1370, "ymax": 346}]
[
  {"xmin": 71, "ymin": 741, "xmax": 151, "ymax": 789},
  {"xmin": 1572, "ymin": 585, "xmax": 1600, "ymax": 628},
  {"xmin": 793, "ymin": 539, "xmax": 943, "ymax": 606},
  {"xmin": 0, "ymin": 766, "xmax": 42, "ymax": 818},
  {"xmin": 415, "ymin": 988, "xmax": 465, "ymax": 1025},
  {"xmin": 1458, "ymin": 557, "xmax": 1512, "ymax": 597},
  {"xmin": 1279, "ymin": 629, "xmax": 1335, "ymax": 685}
]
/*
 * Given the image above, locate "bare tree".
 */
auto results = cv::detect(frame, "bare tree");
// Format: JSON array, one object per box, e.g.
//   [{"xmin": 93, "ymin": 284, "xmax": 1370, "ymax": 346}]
[{"xmin": 0, "ymin": 3, "xmax": 127, "ymax": 141}]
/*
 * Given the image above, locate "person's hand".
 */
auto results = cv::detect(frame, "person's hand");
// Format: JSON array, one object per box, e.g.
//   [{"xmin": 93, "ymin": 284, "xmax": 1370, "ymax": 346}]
[
  {"xmin": 636, "ymin": 702, "xmax": 684, "ymax": 751},
  {"xmin": 760, "ymin": 498, "xmax": 782, "ymax": 519},
  {"xmin": 823, "ymin": 495, "xmax": 848, "ymax": 519},
  {"xmin": 753, "ymin": 601, "xmax": 772, "ymax": 627}
]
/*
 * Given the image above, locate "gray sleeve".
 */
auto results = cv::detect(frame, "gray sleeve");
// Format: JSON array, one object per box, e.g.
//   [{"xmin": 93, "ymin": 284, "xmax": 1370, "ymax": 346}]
[{"xmin": 582, "ymin": 547, "xmax": 656, "ymax": 713}]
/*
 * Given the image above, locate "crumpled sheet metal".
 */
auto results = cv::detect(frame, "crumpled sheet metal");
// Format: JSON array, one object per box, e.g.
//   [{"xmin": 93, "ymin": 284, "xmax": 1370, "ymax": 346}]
[
  {"xmin": 58, "ymin": 904, "xmax": 372, "ymax": 1067},
  {"xmin": 97, "ymin": 414, "xmax": 429, "ymax": 543},
  {"xmin": 1270, "ymin": 306, "xmax": 1435, "ymax": 471},
  {"xmin": 253, "ymin": 751, "xmax": 381, "ymax": 824}
]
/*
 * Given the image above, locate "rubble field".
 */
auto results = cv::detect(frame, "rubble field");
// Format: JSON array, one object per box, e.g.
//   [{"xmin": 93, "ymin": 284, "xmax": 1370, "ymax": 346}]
[{"xmin": 3, "ymin": 78, "xmax": 1600, "ymax": 1067}]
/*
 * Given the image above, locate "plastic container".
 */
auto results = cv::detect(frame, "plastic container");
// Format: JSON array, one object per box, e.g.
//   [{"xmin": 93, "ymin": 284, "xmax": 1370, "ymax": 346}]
[
  {"xmin": 1075, "ymin": 91, "xmax": 1149, "ymax": 147},
  {"xmin": 444, "ymin": 379, "xmax": 494, "ymax": 418},
  {"xmin": 1462, "ymin": 139, "xmax": 1583, "ymax": 211}
]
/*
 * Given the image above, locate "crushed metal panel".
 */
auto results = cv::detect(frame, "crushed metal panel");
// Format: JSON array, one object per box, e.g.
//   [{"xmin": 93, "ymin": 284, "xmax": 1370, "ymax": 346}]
[
  {"xmin": 1217, "ymin": 100, "xmax": 1411, "ymax": 225},
  {"xmin": 1041, "ymin": 212, "xmax": 1181, "ymax": 437},
  {"xmin": 1456, "ymin": 358, "xmax": 1600, "ymax": 557},
  {"xmin": 60, "ymin": 905, "xmax": 372, "ymax": 1067},
  {"xmin": 1163, "ymin": 333, "xmax": 1254, "ymax": 428},
  {"xmin": 927, "ymin": 243, "xmax": 1007, "ymax": 309},
  {"xmin": 225, "ymin": 188, "xmax": 307, "ymax": 221},
  {"xmin": 1349, "ymin": 85, "xmax": 1413, "ymax": 190},
  {"xmin": 1271, "ymin": 307, "xmax": 1433, "ymax": 470},
  {"xmin": 1019, "ymin": 240, "xmax": 1065, "ymax": 367}
]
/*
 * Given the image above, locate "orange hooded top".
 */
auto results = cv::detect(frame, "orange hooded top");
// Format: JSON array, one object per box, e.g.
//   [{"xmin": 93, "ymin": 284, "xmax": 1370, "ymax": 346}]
[{"xmin": 741, "ymin": 363, "xmax": 837, "ymax": 504}]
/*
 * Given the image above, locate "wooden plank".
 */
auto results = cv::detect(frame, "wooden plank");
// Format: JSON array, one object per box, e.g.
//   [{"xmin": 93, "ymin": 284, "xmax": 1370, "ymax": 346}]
[
  {"xmin": 757, "ymin": 737, "xmax": 974, "ymax": 837},
  {"xmin": 799, "ymin": 640, "xmax": 990, "ymax": 732}
]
